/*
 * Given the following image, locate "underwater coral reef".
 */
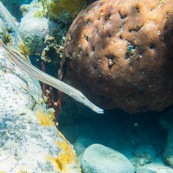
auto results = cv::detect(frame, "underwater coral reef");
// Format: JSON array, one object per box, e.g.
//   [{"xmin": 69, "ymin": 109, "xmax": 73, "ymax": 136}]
[
  {"xmin": 61, "ymin": 0, "xmax": 173, "ymax": 113},
  {"xmin": 0, "ymin": 0, "xmax": 173, "ymax": 173}
]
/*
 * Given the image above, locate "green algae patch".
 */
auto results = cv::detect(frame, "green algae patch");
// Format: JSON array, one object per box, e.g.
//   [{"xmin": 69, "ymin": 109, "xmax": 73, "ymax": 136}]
[
  {"xmin": 34, "ymin": 10, "xmax": 44, "ymax": 18},
  {"xmin": 47, "ymin": 0, "xmax": 87, "ymax": 22}
]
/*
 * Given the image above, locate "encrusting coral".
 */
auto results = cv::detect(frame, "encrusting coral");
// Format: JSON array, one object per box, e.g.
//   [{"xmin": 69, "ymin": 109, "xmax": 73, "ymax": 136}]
[{"xmin": 61, "ymin": 0, "xmax": 173, "ymax": 113}]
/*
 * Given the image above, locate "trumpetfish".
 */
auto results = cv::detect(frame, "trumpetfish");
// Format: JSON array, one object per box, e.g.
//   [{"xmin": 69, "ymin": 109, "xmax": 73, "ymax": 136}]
[{"xmin": 0, "ymin": 40, "xmax": 104, "ymax": 114}]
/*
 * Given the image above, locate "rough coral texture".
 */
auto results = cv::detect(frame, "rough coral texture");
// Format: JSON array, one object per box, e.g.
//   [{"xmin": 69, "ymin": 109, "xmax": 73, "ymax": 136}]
[
  {"xmin": 61, "ymin": 0, "xmax": 173, "ymax": 113},
  {"xmin": 19, "ymin": 2, "xmax": 59, "ymax": 55},
  {"xmin": 0, "ymin": 2, "xmax": 82, "ymax": 172},
  {"xmin": 0, "ymin": 46, "xmax": 81, "ymax": 173}
]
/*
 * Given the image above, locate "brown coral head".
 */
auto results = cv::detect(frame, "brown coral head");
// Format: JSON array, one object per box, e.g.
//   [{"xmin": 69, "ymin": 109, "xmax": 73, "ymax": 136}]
[{"xmin": 61, "ymin": 0, "xmax": 173, "ymax": 113}]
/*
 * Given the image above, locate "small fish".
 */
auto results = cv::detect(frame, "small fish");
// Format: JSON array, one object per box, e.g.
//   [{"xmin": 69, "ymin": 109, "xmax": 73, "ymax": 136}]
[{"xmin": 136, "ymin": 168, "xmax": 157, "ymax": 173}]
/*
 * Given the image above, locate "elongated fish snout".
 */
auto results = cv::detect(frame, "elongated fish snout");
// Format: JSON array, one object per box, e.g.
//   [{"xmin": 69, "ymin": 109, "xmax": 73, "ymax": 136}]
[{"xmin": 136, "ymin": 168, "xmax": 157, "ymax": 173}]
